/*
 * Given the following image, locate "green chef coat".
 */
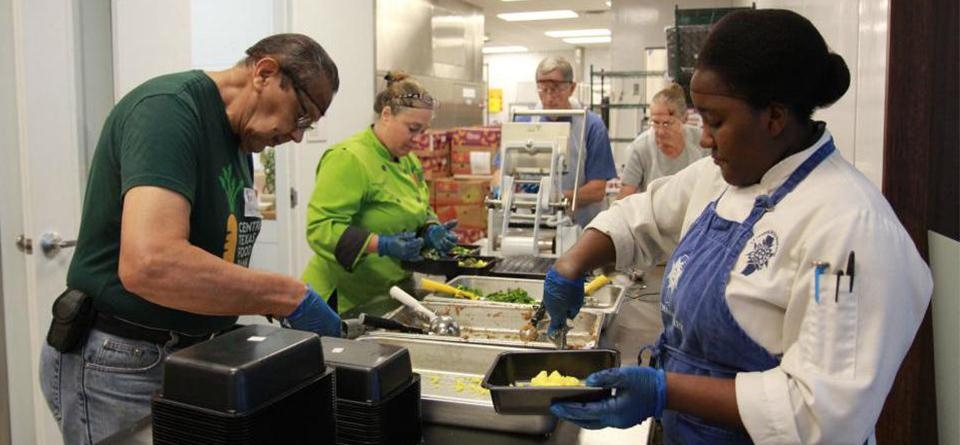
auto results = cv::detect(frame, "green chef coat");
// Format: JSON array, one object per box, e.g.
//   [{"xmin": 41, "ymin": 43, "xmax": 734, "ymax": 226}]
[{"xmin": 302, "ymin": 126, "xmax": 436, "ymax": 315}]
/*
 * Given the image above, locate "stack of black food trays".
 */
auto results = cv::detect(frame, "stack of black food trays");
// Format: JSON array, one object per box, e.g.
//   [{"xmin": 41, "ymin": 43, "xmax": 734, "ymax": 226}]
[
  {"xmin": 321, "ymin": 336, "xmax": 422, "ymax": 445},
  {"xmin": 152, "ymin": 325, "xmax": 336, "ymax": 444}
]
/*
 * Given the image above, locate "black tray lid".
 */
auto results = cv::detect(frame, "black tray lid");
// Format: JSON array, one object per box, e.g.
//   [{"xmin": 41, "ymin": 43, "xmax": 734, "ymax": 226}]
[
  {"xmin": 321, "ymin": 337, "xmax": 412, "ymax": 402},
  {"xmin": 160, "ymin": 325, "xmax": 325, "ymax": 414}
]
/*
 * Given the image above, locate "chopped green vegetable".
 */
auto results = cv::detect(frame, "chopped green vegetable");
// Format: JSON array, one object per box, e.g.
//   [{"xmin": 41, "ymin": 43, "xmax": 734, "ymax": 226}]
[
  {"xmin": 450, "ymin": 245, "xmax": 475, "ymax": 256},
  {"xmin": 421, "ymin": 248, "xmax": 442, "ymax": 260},
  {"xmin": 484, "ymin": 288, "xmax": 536, "ymax": 304},
  {"xmin": 458, "ymin": 257, "xmax": 488, "ymax": 268},
  {"xmin": 456, "ymin": 285, "xmax": 484, "ymax": 296}
]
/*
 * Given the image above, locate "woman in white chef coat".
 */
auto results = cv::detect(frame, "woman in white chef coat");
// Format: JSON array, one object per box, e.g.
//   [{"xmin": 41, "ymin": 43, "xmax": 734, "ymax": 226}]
[{"xmin": 542, "ymin": 9, "xmax": 932, "ymax": 445}]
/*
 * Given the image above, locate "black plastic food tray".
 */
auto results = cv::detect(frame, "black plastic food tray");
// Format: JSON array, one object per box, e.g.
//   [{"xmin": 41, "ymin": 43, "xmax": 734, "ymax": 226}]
[
  {"xmin": 489, "ymin": 255, "xmax": 556, "ymax": 280},
  {"xmin": 482, "ymin": 349, "xmax": 620, "ymax": 415},
  {"xmin": 402, "ymin": 255, "xmax": 497, "ymax": 279}
]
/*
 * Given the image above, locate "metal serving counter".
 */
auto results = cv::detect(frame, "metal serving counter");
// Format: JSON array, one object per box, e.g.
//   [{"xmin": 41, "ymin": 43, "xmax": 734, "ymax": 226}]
[{"xmin": 99, "ymin": 269, "xmax": 665, "ymax": 445}]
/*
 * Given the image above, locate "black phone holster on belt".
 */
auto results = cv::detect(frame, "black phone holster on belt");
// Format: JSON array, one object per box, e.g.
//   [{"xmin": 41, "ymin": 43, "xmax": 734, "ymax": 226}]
[{"xmin": 46, "ymin": 289, "xmax": 96, "ymax": 353}]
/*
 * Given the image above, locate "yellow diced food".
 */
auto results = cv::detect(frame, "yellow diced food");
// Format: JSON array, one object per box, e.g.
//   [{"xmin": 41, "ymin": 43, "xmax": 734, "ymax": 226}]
[{"xmin": 529, "ymin": 369, "xmax": 583, "ymax": 387}]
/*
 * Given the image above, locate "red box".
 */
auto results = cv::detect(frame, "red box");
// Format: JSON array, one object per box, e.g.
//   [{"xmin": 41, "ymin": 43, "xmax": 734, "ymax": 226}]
[
  {"xmin": 411, "ymin": 129, "xmax": 452, "ymax": 152},
  {"xmin": 414, "ymin": 149, "xmax": 451, "ymax": 179},
  {"xmin": 435, "ymin": 204, "xmax": 487, "ymax": 229},
  {"xmin": 432, "ymin": 177, "xmax": 490, "ymax": 206},
  {"xmin": 450, "ymin": 146, "xmax": 497, "ymax": 176},
  {"xmin": 452, "ymin": 227, "xmax": 486, "ymax": 244},
  {"xmin": 450, "ymin": 126, "xmax": 501, "ymax": 148}
]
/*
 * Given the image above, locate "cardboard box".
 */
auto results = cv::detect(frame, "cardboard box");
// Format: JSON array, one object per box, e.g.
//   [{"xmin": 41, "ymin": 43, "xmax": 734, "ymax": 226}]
[
  {"xmin": 432, "ymin": 177, "xmax": 490, "ymax": 206},
  {"xmin": 411, "ymin": 129, "xmax": 452, "ymax": 152},
  {"xmin": 414, "ymin": 149, "xmax": 450, "ymax": 180},
  {"xmin": 451, "ymin": 146, "xmax": 497, "ymax": 176},
  {"xmin": 450, "ymin": 126, "xmax": 501, "ymax": 148},
  {"xmin": 435, "ymin": 205, "xmax": 487, "ymax": 230},
  {"xmin": 452, "ymin": 227, "xmax": 486, "ymax": 244}
]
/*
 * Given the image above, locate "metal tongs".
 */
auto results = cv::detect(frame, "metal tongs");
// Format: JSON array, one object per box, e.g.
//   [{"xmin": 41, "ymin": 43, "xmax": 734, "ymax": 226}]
[{"xmin": 519, "ymin": 304, "xmax": 569, "ymax": 349}]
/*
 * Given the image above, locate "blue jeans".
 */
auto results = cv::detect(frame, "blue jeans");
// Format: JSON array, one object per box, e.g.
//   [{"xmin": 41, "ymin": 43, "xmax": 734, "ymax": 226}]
[{"xmin": 39, "ymin": 328, "xmax": 183, "ymax": 445}]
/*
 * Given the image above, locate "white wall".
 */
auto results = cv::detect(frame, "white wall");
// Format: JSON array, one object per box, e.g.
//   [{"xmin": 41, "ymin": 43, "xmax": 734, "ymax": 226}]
[
  {"xmin": 930, "ymin": 232, "xmax": 960, "ymax": 445},
  {"xmin": 748, "ymin": 0, "xmax": 888, "ymax": 187},
  {"xmin": 0, "ymin": 0, "xmax": 25, "ymax": 442},
  {"xmin": 484, "ymin": 49, "xmax": 575, "ymax": 124},
  {"xmin": 287, "ymin": 0, "xmax": 376, "ymax": 278},
  {"xmin": 111, "ymin": 0, "xmax": 191, "ymax": 99},
  {"xmin": 611, "ymin": 0, "xmax": 889, "ymax": 187},
  {"xmin": 190, "ymin": 0, "xmax": 278, "ymax": 70}
]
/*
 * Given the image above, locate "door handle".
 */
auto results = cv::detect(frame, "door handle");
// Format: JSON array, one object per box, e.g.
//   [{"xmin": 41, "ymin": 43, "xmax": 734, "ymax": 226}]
[
  {"xmin": 40, "ymin": 231, "xmax": 77, "ymax": 258},
  {"xmin": 15, "ymin": 234, "xmax": 33, "ymax": 254}
]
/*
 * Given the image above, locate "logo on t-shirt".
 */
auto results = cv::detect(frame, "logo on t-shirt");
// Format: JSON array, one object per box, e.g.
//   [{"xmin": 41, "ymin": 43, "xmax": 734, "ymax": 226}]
[
  {"xmin": 218, "ymin": 165, "xmax": 258, "ymax": 266},
  {"xmin": 741, "ymin": 230, "xmax": 779, "ymax": 276}
]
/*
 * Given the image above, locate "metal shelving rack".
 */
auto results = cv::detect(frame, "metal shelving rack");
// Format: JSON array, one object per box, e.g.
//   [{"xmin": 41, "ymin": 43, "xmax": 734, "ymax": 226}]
[
  {"xmin": 588, "ymin": 66, "xmax": 666, "ymax": 143},
  {"xmin": 670, "ymin": 4, "xmax": 755, "ymax": 100}
]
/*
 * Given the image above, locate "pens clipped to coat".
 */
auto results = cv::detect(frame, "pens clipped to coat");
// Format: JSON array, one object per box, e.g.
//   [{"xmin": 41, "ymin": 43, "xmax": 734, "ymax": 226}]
[{"xmin": 846, "ymin": 251, "xmax": 855, "ymax": 292}]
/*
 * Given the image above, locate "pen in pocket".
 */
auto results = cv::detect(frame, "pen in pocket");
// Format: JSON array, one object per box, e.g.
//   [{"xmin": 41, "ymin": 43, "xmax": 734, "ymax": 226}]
[{"xmin": 812, "ymin": 261, "xmax": 829, "ymax": 304}]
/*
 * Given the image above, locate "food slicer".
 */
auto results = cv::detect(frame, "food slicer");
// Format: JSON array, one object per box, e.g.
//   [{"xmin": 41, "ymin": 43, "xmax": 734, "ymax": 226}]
[{"xmin": 484, "ymin": 110, "xmax": 589, "ymax": 260}]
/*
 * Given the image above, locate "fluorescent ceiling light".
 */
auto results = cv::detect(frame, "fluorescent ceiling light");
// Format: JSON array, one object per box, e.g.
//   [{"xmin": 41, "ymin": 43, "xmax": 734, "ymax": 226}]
[
  {"xmin": 563, "ymin": 36, "xmax": 612, "ymax": 44},
  {"xmin": 482, "ymin": 45, "xmax": 529, "ymax": 54},
  {"xmin": 545, "ymin": 28, "xmax": 610, "ymax": 38},
  {"xmin": 497, "ymin": 10, "xmax": 578, "ymax": 22},
  {"xmin": 606, "ymin": 1, "xmax": 612, "ymax": 6}
]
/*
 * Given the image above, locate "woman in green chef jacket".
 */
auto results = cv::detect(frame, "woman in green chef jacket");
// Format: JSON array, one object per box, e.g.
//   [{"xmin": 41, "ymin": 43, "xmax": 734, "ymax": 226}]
[{"xmin": 302, "ymin": 71, "xmax": 458, "ymax": 316}]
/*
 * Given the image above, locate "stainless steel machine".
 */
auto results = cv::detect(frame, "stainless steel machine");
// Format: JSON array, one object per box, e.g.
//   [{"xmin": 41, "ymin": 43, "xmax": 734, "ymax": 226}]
[{"xmin": 483, "ymin": 109, "xmax": 590, "ymax": 258}]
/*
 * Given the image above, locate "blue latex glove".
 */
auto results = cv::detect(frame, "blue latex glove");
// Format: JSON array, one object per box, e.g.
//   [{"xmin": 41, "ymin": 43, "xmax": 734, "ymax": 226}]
[
  {"xmin": 550, "ymin": 366, "xmax": 667, "ymax": 429},
  {"xmin": 377, "ymin": 232, "xmax": 424, "ymax": 261},
  {"xmin": 424, "ymin": 220, "xmax": 459, "ymax": 254},
  {"xmin": 542, "ymin": 266, "xmax": 585, "ymax": 335},
  {"xmin": 284, "ymin": 286, "xmax": 342, "ymax": 337}
]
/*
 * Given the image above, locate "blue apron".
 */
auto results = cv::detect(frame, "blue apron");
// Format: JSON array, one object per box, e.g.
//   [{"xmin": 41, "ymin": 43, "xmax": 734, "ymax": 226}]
[{"xmin": 655, "ymin": 139, "xmax": 835, "ymax": 444}]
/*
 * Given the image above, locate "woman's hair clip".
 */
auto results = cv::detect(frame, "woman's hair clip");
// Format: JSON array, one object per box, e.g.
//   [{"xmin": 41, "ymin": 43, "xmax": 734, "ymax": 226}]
[{"xmin": 393, "ymin": 93, "xmax": 436, "ymax": 108}]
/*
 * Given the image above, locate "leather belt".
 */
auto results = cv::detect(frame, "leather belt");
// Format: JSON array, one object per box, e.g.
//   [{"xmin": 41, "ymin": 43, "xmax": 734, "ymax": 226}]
[{"xmin": 92, "ymin": 313, "xmax": 215, "ymax": 348}]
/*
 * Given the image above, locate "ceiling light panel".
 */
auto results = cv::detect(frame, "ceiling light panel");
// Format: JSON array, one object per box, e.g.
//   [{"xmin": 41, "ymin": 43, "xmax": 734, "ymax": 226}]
[
  {"xmin": 562, "ymin": 36, "xmax": 612, "ymax": 44},
  {"xmin": 545, "ymin": 28, "xmax": 610, "ymax": 38},
  {"xmin": 497, "ymin": 10, "xmax": 578, "ymax": 22},
  {"xmin": 482, "ymin": 45, "xmax": 529, "ymax": 54}
]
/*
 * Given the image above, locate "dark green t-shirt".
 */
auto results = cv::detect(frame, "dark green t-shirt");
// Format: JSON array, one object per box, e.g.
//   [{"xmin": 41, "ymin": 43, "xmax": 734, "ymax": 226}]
[{"xmin": 67, "ymin": 70, "xmax": 260, "ymax": 335}]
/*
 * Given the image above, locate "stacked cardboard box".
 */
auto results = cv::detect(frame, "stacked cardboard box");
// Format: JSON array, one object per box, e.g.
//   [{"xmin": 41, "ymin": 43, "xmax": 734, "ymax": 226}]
[
  {"xmin": 412, "ymin": 130, "xmax": 452, "ymax": 180},
  {"xmin": 430, "ymin": 177, "xmax": 489, "ymax": 243},
  {"xmin": 450, "ymin": 126, "xmax": 500, "ymax": 177}
]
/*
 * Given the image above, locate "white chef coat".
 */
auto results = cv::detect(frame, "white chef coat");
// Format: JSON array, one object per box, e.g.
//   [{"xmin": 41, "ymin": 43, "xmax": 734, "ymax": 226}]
[{"xmin": 588, "ymin": 129, "xmax": 933, "ymax": 444}]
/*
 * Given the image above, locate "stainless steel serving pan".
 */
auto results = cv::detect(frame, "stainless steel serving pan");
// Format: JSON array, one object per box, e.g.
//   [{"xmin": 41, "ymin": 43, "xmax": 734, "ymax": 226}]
[
  {"xmin": 377, "ymin": 300, "xmax": 604, "ymax": 350},
  {"xmin": 355, "ymin": 335, "xmax": 558, "ymax": 435},
  {"xmin": 425, "ymin": 275, "xmax": 625, "ymax": 327}
]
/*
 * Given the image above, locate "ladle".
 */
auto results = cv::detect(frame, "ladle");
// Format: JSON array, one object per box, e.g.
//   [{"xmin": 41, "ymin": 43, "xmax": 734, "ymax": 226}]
[{"xmin": 388, "ymin": 286, "xmax": 461, "ymax": 337}]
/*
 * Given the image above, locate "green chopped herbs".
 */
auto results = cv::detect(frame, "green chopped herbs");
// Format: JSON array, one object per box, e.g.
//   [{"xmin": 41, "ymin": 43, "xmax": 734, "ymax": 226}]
[
  {"xmin": 456, "ymin": 285, "xmax": 484, "ymax": 296},
  {"xmin": 483, "ymin": 288, "xmax": 536, "ymax": 305},
  {"xmin": 450, "ymin": 245, "xmax": 475, "ymax": 256},
  {"xmin": 458, "ymin": 257, "xmax": 488, "ymax": 268}
]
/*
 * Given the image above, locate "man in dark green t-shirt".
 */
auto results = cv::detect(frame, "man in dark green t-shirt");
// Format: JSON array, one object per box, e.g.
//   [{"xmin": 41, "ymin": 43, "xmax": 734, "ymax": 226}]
[{"xmin": 39, "ymin": 34, "xmax": 343, "ymax": 444}]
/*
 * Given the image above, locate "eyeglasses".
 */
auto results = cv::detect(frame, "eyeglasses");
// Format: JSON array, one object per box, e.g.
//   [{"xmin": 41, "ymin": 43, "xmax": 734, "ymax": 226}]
[
  {"xmin": 536, "ymin": 80, "xmax": 572, "ymax": 95},
  {"xmin": 650, "ymin": 118, "xmax": 677, "ymax": 129},
  {"xmin": 291, "ymin": 86, "xmax": 315, "ymax": 131},
  {"xmin": 280, "ymin": 68, "xmax": 318, "ymax": 131}
]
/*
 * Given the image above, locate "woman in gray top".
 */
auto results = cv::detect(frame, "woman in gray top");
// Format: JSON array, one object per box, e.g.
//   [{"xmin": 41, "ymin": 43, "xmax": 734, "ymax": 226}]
[{"xmin": 617, "ymin": 83, "xmax": 708, "ymax": 199}]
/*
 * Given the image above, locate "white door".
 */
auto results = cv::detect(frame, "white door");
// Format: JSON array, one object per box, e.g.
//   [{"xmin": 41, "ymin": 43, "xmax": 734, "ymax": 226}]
[{"xmin": 0, "ymin": 0, "xmax": 88, "ymax": 443}]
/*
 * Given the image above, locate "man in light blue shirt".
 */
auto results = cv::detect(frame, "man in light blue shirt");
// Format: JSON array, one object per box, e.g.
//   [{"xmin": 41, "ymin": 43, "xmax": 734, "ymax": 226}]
[{"xmin": 516, "ymin": 56, "xmax": 617, "ymax": 226}]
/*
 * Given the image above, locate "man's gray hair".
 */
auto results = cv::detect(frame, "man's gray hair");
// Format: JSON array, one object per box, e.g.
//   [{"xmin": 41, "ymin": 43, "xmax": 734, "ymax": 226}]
[{"xmin": 536, "ymin": 56, "xmax": 574, "ymax": 82}]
